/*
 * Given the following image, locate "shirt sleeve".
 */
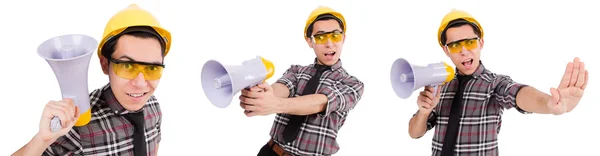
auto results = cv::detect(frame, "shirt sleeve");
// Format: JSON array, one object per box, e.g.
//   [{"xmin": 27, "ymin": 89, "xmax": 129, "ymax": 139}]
[
  {"xmin": 412, "ymin": 110, "xmax": 437, "ymax": 132},
  {"xmin": 493, "ymin": 75, "xmax": 531, "ymax": 114},
  {"xmin": 317, "ymin": 75, "xmax": 364, "ymax": 117},
  {"xmin": 275, "ymin": 65, "xmax": 299, "ymax": 98},
  {"xmin": 43, "ymin": 129, "xmax": 82, "ymax": 156}
]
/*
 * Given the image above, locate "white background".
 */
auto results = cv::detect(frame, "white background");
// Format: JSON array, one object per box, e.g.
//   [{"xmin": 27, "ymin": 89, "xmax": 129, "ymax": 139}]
[{"xmin": 0, "ymin": 0, "xmax": 597, "ymax": 155}]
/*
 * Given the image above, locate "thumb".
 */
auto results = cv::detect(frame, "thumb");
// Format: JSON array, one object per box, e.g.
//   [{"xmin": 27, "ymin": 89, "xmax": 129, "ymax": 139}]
[
  {"xmin": 549, "ymin": 88, "xmax": 561, "ymax": 106},
  {"xmin": 261, "ymin": 82, "xmax": 272, "ymax": 92}
]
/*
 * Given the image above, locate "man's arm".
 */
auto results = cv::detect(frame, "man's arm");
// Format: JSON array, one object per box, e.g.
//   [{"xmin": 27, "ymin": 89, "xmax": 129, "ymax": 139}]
[
  {"xmin": 515, "ymin": 86, "xmax": 553, "ymax": 114},
  {"xmin": 278, "ymin": 75, "xmax": 364, "ymax": 116},
  {"xmin": 12, "ymin": 134, "xmax": 53, "ymax": 156},
  {"xmin": 408, "ymin": 110, "xmax": 437, "ymax": 139}
]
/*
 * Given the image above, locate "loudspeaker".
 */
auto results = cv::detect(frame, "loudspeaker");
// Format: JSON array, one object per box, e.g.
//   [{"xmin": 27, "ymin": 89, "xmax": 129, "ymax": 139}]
[
  {"xmin": 37, "ymin": 34, "xmax": 98, "ymax": 132},
  {"xmin": 390, "ymin": 58, "xmax": 455, "ymax": 99},
  {"xmin": 201, "ymin": 56, "xmax": 275, "ymax": 108}
]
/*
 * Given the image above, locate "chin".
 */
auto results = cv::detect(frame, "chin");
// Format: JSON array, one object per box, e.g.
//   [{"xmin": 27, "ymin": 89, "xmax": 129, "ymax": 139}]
[{"xmin": 122, "ymin": 102, "xmax": 147, "ymax": 111}]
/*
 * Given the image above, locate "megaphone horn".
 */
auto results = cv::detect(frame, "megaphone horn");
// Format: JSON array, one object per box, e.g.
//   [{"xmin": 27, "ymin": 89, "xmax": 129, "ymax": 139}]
[
  {"xmin": 390, "ymin": 58, "xmax": 455, "ymax": 99},
  {"xmin": 37, "ymin": 34, "xmax": 98, "ymax": 132},
  {"xmin": 201, "ymin": 56, "xmax": 275, "ymax": 108}
]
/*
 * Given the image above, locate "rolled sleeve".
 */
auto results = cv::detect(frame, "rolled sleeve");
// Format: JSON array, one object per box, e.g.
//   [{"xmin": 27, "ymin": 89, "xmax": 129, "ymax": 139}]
[
  {"xmin": 412, "ymin": 110, "xmax": 437, "ymax": 131},
  {"xmin": 493, "ymin": 75, "xmax": 531, "ymax": 114},
  {"xmin": 43, "ymin": 129, "xmax": 82, "ymax": 156},
  {"xmin": 318, "ymin": 75, "xmax": 364, "ymax": 117},
  {"xmin": 275, "ymin": 65, "xmax": 299, "ymax": 98}
]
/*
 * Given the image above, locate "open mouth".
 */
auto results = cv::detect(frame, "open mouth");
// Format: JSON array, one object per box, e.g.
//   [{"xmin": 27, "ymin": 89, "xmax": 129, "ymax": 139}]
[
  {"xmin": 325, "ymin": 52, "xmax": 336, "ymax": 57},
  {"xmin": 127, "ymin": 92, "xmax": 148, "ymax": 98},
  {"xmin": 462, "ymin": 58, "xmax": 473, "ymax": 66}
]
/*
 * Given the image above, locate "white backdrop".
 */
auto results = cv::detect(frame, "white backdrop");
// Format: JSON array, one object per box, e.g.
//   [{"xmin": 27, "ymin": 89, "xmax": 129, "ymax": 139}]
[{"xmin": 0, "ymin": 0, "xmax": 597, "ymax": 155}]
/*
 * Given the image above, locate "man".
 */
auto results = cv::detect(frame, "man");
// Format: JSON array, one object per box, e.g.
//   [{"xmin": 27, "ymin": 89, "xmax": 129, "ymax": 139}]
[
  {"xmin": 12, "ymin": 4, "xmax": 171, "ymax": 156},
  {"xmin": 408, "ymin": 9, "xmax": 589, "ymax": 156},
  {"xmin": 239, "ymin": 6, "xmax": 365, "ymax": 156}
]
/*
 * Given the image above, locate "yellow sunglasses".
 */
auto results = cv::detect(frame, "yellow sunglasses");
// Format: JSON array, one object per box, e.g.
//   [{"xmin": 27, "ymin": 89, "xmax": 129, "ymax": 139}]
[
  {"xmin": 109, "ymin": 58, "xmax": 165, "ymax": 81},
  {"xmin": 311, "ymin": 31, "xmax": 344, "ymax": 44},
  {"xmin": 445, "ymin": 37, "xmax": 480, "ymax": 54}
]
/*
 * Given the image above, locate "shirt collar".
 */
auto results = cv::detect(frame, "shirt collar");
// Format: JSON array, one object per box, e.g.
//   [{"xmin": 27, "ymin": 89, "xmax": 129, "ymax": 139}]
[
  {"xmin": 455, "ymin": 60, "xmax": 486, "ymax": 78},
  {"xmin": 102, "ymin": 84, "xmax": 143, "ymax": 115},
  {"xmin": 312, "ymin": 58, "xmax": 343, "ymax": 71}
]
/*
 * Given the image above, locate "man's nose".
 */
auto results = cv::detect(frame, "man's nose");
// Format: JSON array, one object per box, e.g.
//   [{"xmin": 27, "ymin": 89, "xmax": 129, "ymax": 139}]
[{"xmin": 131, "ymin": 72, "xmax": 147, "ymax": 87}]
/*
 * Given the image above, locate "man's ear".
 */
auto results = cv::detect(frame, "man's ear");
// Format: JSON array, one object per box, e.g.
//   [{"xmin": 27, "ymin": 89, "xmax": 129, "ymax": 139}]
[
  {"xmin": 100, "ymin": 57, "xmax": 109, "ymax": 75},
  {"xmin": 305, "ymin": 37, "xmax": 314, "ymax": 49},
  {"xmin": 479, "ymin": 38, "xmax": 484, "ymax": 49}
]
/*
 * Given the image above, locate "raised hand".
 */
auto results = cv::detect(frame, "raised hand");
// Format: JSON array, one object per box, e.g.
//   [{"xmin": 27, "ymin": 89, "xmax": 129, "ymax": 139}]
[{"xmin": 547, "ymin": 57, "xmax": 588, "ymax": 115}]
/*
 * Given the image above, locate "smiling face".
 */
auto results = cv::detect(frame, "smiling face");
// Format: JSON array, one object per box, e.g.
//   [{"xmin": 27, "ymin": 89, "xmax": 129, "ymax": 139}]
[
  {"xmin": 305, "ymin": 18, "xmax": 345, "ymax": 66},
  {"xmin": 100, "ymin": 33, "xmax": 164, "ymax": 111},
  {"xmin": 442, "ymin": 24, "xmax": 483, "ymax": 75}
]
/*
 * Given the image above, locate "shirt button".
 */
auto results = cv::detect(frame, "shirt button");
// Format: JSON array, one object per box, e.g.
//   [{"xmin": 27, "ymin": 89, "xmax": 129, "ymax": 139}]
[
  {"xmin": 114, "ymin": 110, "xmax": 118, "ymax": 114},
  {"xmin": 287, "ymin": 142, "xmax": 291, "ymax": 145}
]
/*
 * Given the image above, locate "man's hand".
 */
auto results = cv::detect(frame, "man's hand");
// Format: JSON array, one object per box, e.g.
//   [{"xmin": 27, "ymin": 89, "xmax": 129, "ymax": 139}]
[
  {"xmin": 547, "ymin": 57, "xmax": 588, "ymax": 115},
  {"xmin": 417, "ymin": 86, "xmax": 442, "ymax": 114},
  {"xmin": 239, "ymin": 82, "xmax": 284, "ymax": 117},
  {"xmin": 37, "ymin": 98, "xmax": 80, "ymax": 143}
]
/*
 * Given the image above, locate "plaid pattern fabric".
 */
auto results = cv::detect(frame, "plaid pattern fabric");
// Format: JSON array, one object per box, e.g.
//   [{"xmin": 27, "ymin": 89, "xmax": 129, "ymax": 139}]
[
  {"xmin": 270, "ymin": 58, "xmax": 364, "ymax": 156},
  {"xmin": 415, "ymin": 61, "xmax": 530, "ymax": 156},
  {"xmin": 43, "ymin": 83, "xmax": 162, "ymax": 156}
]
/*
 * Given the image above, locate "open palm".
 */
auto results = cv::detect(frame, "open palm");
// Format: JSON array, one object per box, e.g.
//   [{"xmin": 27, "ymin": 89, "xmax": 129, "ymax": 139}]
[{"xmin": 547, "ymin": 57, "xmax": 589, "ymax": 115}]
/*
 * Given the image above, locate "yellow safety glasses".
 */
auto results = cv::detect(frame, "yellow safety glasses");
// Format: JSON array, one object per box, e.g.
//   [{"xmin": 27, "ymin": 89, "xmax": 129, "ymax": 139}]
[
  {"xmin": 445, "ymin": 37, "xmax": 480, "ymax": 54},
  {"xmin": 311, "ymin": 31, "xmax": 344, "ymax": 44},
  {"xmin": 109, "ymin": 58, "xmax": 165, "ymax": 81}
]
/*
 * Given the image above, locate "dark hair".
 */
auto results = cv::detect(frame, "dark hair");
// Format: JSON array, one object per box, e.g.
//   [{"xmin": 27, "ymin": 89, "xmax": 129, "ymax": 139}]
[
  {"xmin": 440, "ymin": 19, "xmax": 482, "ymax": 45},
  {"xmin": 101, "ymin": 26, "xmax": 166, "ymax": 59},
  {"xmin": 305, "ymin": 14, "xmax": 345, "ymax": 38}
]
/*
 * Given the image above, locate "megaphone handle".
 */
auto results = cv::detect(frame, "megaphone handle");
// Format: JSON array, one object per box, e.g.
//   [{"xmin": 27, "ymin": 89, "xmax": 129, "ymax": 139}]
[
  {"xmin": 49, "ymin": 95, "xmax": 78, "ymax": 132},
  {"xmin": 432, "ymin": 85, "xmax": 439, "ymax": 97},
  {"xmin": 50, "ymin": 117, "xmax": 62, "ymax": 132}
]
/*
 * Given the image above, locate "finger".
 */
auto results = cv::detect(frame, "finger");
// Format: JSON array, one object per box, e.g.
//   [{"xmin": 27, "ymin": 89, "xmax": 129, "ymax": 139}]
[
  {"xmin": 423, "ymin": 89, "xmax": 435, "ymax": 100},
  {"xmin": 245, "ymin": 110, "xmax": 260, "ymax": 117},
  {"xmin": 55, "ymin": 101, "xmax": 75, "ymax": 122},
  {"xmin": 574, "ymin": 62, "xmax": 586, "ymax": 88},
  {"xmin": 549, "ymin": 88, "xmax": 560, "ymax": 106},
  {"xmin": 559, "ymin": 62, "xmax": 573, "ymax": 88},
  {"xmin": 241, "ymin": 96, "xmax": 258, "ymax": 105},
  {"xmin": 420, "ymin": 96, "xmax": 432, "ymax": 105},
  {"xmin": 262, "ymin": 84, "xmax": 272, "ymax": 92},
  {"xmin": 74, "ymin": 106, "xmax": 81, "ymax": 119},
  {"xmin": 249, "ymin": 85, "xmax": 263, "ymax": 92},
  {"xmin": 568, "ymin": 58, "xmax": 580, "ymax": 87},
  {"xmin": 435, "ymin": 86, "xmax": 442, "ymax": 98},
  {"xmin": 61, "ymin": 99, "xmax": 76, "ymax": 120},
  {"xmin": 581, "ymin": 70, "xmax": 589, "ymax": 90},
  {"xmin": 48, "ymin": 105, "xmax": 70, "ymax": 128},
  {"xmin": 240, "ymin": 103, "xmax": 258, "ymax": 112}
]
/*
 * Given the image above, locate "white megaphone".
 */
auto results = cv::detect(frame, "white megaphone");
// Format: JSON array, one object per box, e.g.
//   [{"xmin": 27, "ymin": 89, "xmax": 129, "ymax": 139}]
[
  {"xmin": 201, "ymin": 56, "xmax": 275, "ymax": 108},
  {"xmin": 390, "ymin": 58, "xmax": 455, "ymax": 99},
  {"xmin": 37, "ymin": 34, "xmax": 97, "ymax": 132}
]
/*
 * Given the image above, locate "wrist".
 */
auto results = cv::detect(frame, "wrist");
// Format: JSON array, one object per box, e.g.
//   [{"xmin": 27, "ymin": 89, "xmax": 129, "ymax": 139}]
[
  {"xmin": 275, "ymin": 97, "xmax": 288, "ymax": 114},
  {"xmin": 418, "ymin": 109, "xmax": 432, "ymax": 117},
  {"xmin": 25, "ymin": 133, "xmax": 54, "ymax": 155}
]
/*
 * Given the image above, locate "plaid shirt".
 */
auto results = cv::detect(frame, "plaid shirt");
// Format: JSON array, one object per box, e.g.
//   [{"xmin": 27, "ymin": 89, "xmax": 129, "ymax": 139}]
[
  {"xmin": 270, "ymin": 58, "xmax": 364, "ymax": 156},
  {"xmin": 43, "ymin": 83, "xmax": 162, "ymax": 156},
  {"xmin": 415, "ymin": 61, "xmax": 531, "ymax": 156}
]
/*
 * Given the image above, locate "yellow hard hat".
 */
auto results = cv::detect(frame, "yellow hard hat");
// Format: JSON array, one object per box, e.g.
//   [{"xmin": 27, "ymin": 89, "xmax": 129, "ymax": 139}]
[
  {"xmin": 304, "ymin": 6, "xmax": 346, "ymax": 39},
  {"xmin": 437, "ymin": 9, "xmax": 484, "ymax": 48},
  {"xmin": 97, "ymin": 4, "xmax": 172, "ymax": 58}
]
